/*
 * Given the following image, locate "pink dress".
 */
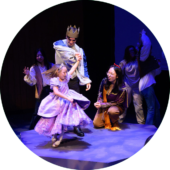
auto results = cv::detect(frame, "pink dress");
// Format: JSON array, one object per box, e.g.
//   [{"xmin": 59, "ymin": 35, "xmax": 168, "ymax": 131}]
[{"xmin": 34, "ymin": 73, "xmax": 92, "ymax": 136}]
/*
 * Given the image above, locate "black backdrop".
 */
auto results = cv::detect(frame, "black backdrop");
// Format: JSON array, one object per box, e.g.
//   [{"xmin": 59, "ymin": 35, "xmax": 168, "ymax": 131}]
[
  {"xmin": 1, "ymin": 0, "xmax": 169, "ymax": 122},
  {"xmin": 0, "ymin": 1, "xmax": 115, "ymax": 119}
]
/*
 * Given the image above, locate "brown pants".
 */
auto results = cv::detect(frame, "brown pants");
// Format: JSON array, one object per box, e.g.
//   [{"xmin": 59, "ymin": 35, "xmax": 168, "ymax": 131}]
[{"xmin": 93, "ymin": 106, "xmax": 123, "ymax": 128}]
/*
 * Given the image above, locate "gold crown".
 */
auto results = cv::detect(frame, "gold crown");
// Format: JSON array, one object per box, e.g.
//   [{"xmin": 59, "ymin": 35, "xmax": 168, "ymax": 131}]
[{"xmin": 66, "ymin": 25, "xmax": 80, "ymax": 38}]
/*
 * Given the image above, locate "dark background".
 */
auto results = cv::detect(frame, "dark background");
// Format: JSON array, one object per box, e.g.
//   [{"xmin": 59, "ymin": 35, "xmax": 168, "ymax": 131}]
[
  {"xmin": 0, "ymin": 1, "xmax": 169, "ymax": 125},
  {"xmin": 1, "ymin": 1, "xmax": 169, "ymax": 168},
  {"xmin": 0, "ymin": 1, "xmax": 115, "ymax": 120}
]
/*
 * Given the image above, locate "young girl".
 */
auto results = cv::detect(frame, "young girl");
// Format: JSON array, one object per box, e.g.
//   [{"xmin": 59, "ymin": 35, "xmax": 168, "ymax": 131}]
[{"xmin": 34, "ymin": 53, "xmax": 92, "ymax": 147}]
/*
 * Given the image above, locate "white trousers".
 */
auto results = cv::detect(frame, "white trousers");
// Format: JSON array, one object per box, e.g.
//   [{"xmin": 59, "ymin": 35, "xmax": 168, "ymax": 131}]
[{"xmin": 119, "ymin": 83, "xmax": 145, "ymax": 124}]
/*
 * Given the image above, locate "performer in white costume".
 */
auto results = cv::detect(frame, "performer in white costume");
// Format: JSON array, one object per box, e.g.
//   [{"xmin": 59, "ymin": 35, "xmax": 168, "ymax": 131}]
[{"xmin": 23, "ymin": 48, "xmax": 54, "ymax": 130}]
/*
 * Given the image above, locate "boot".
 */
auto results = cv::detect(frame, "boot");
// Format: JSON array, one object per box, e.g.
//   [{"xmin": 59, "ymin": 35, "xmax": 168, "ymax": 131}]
[
  {"xmin": 104, "ymin": 111, "xmax": 111, "ymax": 129},
  {"xmin": 110, "ymin": 121, "xmax": 121, "ymax": 131},
  {"xmin": 74, "ymin": 126, "xmax": 84, "ymax": 137},
  {"xmin": 111, "ymin": 113, "xmax": 121, "ymax": 131}
]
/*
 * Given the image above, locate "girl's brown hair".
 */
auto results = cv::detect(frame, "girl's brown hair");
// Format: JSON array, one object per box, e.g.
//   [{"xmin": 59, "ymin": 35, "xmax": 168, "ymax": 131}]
[{"xmin": 42, "ymin": 64, "xmax": 66, "ymax": 78}]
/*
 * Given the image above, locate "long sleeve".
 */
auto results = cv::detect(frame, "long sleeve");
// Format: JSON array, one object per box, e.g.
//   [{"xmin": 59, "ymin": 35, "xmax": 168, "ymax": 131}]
[
  {"xmin": 119, "ymin": 59, "xmax": 126, "ymax": 76},
  {"xmin": 82, "ymin": 50, "xmax": 90, "ymax": 78},
  {"xmin": 24, "ymin": 66, "xmax": 37, "ymax": 86},
  {"xmin": 53, "ymin": 40, "xmax": 66, "ymax": 64},
  {"xmin": 100, "ymin": 90, "xmax": 126, "ymax": 108},
  {"xmin": 115, "ymin": 90, "xmax": 126, "ymax": 105},
  {"xmin": 100, "ymin": 102, "xmax": 117, "ymax": 108},
  {"xmin": 97, "ymin": 78, "xmax": 105, "ymax": 102},
  {"xmin": 140, "ymin": 33, "xmax": 151, "ymax": 62},
  {"xmin": 24, "ymin": 64, "xmax": 54, "ymax": 87}
]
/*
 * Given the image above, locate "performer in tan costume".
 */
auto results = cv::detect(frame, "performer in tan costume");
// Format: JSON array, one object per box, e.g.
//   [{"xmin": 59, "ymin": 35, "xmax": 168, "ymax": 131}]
[{"xmin": 93, "ymin": 64, "xmax": 127, "ymax": 131}]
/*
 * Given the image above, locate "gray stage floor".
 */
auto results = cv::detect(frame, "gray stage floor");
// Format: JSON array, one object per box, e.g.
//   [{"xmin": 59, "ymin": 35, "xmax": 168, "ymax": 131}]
[{"xmin": 20, "ymin": 122, "xmax": 157, "ymax": 169}]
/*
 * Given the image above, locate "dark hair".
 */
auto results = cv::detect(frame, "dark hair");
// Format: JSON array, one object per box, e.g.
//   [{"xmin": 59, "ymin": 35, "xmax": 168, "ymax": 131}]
[
  {"xmin": 105, "ymin": 65, "xmax": 123, "ymax": 93},
  {"xmin": 124, "ymin": 45, "xmax": 137, "ymax": 63},
  {"xmin": 34, "ymin": 48, "xmax": 51, "ymax": 70},
  {"xmin": 66, "ymin": 35, "xmax": 78, "ymax": 41}
]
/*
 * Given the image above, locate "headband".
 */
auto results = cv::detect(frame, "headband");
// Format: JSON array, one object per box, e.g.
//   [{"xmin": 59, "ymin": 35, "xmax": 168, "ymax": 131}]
[{"xmin": 114, "ymin": 63, "xmax": 120, "ymax": 68}]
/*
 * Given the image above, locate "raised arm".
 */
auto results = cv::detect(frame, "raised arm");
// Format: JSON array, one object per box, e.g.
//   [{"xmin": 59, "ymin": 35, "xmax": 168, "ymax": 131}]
[
  {"xmin": 119, "ymin": 60, "xmax": 126, "ymax": 76},
  {"xmin": 68, "ymin": 52, "xmax": 82, "ymax": 75},
  {"xmin": 139, "ymin": 30, "xmax": 152, "ymax": 62}
]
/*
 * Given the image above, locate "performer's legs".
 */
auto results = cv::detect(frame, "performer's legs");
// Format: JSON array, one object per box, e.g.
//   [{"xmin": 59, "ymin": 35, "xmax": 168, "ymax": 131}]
[
  {"xmin": 29, "ymin": 86, "xmax": 52, "ymax": 130},
  {"xmin": 118, "ymin": 108, "xmax": 127, "ymax": 123},
  {"xmin": 133, "ymin": 92, "xmax": 145, "ymax": 124},
  {"xmin": 52, "ymin": 125, "xmax": 64, "ymax": 148},
  {"xmin": 141, "ymin": 85, "xmax": 160, "ymax": 126},
  {"xmin": 154, "ymin": 92, "xmax": 161, "ymax": 128},
  {"xmin": 119, "ymin": 84, "xmax": 132, "ymax": 123},
  {"xmin": 29, "ymin": 99, "xmax": 41, "ymax": 130},
  {"xmin": 68, "ymin": 77, "xmax": 85, "ymax": 136},
  {"xmin": 93, "ymin": 109, "xmax": 105, "ymax": 128},
  {"xmin": 51, "ymin": 134, "xmax": 58, "ymax": 143},
  {"xmin": 108, "ymin": 106, "xmax": 122, "ymax": 131}
]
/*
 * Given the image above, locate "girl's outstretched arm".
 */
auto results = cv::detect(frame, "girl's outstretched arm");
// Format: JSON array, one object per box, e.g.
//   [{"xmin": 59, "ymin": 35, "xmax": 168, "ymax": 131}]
[
  {"xmin": 53, "ymin": 86, "xmax": 73, "ymax": 103},
  {"xmin": 68, "ymin": 53, "xmax": 82, "ymax": 76}
]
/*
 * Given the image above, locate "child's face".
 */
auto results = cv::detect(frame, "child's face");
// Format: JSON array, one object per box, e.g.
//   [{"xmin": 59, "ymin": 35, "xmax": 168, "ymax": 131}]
[{"xmin": 58, "ymin": 67, "xmax": 67, "ymax": 80}]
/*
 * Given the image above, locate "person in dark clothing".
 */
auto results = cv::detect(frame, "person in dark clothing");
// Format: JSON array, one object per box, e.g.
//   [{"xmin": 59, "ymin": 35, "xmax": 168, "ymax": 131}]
[{"xmin": 23, "ymin": 48, "xmax": 54, "ymax": 130}]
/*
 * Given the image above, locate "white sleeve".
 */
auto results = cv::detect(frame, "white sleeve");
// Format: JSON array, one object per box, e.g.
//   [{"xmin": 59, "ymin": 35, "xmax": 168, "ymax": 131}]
[
  {"xmin": 53, "ymin": 42, "xmax": 65, "ymax": 64},
  {"xmin": 119, "ymin": 60, "xmax": 126, "ymax": 76},
  {"xmin": 140, "ymin": 33, "xmax": 152, "ymax": 62},
  {"xmin": 23, "ymin": 66, "xmax": 37, "ymax": 86}
]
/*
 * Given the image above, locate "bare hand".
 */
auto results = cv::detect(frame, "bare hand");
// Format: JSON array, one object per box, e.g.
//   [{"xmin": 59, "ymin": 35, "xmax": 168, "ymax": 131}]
[
  {"xmin": 23, "ymin": 67, "xmax": 30, "ymax": 76},
  {"xmin": 94, "ymin": 101, "xmax": 101, "ymax": 109},
  {"xmin": 75, "ymin": 52, "xmax": 82, "ymax": 61},
  {"xmin": 140, "ymin": 29, "xmax": 146, "ymax": 35},
  {"xmin": 67, "ymin": 97, "xmax": 74, "ymax": 103},
  {"xmin": 67, "ymin": 97, "xmax": 77, "ymax": 107},
  {"xmin": 86, "ymin": 83, "xmax": 91, "ymax": 91}
]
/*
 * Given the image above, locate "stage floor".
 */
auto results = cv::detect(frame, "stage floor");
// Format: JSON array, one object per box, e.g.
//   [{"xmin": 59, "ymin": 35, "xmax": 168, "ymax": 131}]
[{"xmin": 20, "ymin": 122, "xmax": 157, "ymax": 169}]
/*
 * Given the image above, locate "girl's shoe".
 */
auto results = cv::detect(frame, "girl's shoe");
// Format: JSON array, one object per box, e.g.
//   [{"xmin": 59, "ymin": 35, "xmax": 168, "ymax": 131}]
[
  {"xmin": 52, "ymin": 140, "xmax": 61, "ymax": 148},
  {"xmin": 52, "ymin": 132, "xmax": 63, "ymax": 148},
  {"xmin": 51, "ymin": 134, "xmax": 58, "ymax": 142},
  {"xmin": 52, "ymin": 136, "xmax": 57, "ymax": 143}
]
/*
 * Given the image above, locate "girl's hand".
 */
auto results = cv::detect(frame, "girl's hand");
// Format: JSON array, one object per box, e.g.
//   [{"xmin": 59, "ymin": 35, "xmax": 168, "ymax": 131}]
[
  {"xmin": 67, "ymin": 97, "xmax": 77, "ymax": 107},
  {"xmin": 75, "ymin": 52, "xmax": 82, "ymax": 61},
  {"xmin": 67, "ymin": 97, "xmax": 74, "ymax": 103},
  {"xmin": 23, "ymin": 67, "xmax": 30, "ymax": 76},
  {"xmin": 94, "ymin": 101, "xmax": 101, "ymax": 109}
]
